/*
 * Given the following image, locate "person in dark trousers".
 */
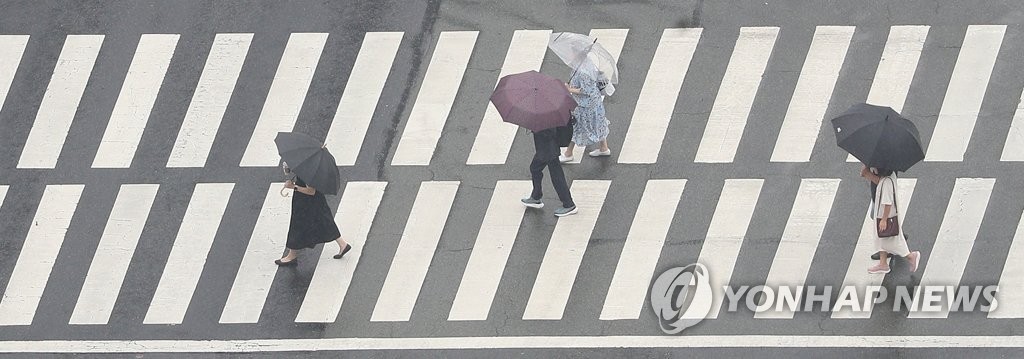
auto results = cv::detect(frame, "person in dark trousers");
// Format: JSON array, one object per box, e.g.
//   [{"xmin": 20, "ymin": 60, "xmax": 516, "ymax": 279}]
[{"xmin": 522, "ymin": 127, "xmax": 577, "ymax": 216}]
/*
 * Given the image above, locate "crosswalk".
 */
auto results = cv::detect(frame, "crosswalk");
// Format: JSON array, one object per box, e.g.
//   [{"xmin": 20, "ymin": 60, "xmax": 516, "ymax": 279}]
[
  {"xmin": 0, "ymin": 176, "xmax": 1021, "ymax": 327},
  {"xmin": 0, "ymin": 24, "xmax": 1023, "ymax": 332},
  {"xmin": 1, "ymin": 25, "xmax": 1022, "ymax": 170}
]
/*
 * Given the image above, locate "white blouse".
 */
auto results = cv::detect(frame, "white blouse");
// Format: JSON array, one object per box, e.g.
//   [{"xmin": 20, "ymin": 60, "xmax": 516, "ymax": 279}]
[{"xmin": 874, "ymin": 173, "xmax": 899, "ymax": 219}]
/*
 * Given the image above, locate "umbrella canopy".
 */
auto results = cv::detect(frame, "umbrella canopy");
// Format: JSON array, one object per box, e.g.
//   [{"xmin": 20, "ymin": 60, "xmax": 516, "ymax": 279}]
[
  {"xmin": 548, "ymin": 32, "xmax": 619, "ymax": 85},
  {"xmin": 490, "ymin": 70, "xmax": 577, "ymax": 132},
  {"xmin": 831, "ymin": 103, "xmax": 924, "ymax": 171},
  {"xmin": 274, "ymin": 132, "xmax": 341, "ymax": 195}
]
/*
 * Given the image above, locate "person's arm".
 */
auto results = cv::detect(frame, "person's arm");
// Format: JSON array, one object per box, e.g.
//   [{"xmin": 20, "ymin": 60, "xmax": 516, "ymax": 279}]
[{"xmin": 295, "ymin": 184, "xmax": 316, "ymax": 196}]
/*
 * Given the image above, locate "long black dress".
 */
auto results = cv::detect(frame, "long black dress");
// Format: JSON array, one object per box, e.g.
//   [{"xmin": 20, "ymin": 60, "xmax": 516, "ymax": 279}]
[{"xmin": 287, "ymin": 177, "xmax": 341, "ymax": 250}]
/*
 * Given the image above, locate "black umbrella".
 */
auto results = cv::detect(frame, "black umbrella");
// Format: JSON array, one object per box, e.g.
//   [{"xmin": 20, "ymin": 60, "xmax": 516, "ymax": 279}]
[
  {"xmin": 274, "ymin": 132, "xmax": 340, "ymax": 195},
  {"xmin": 831, "ymin": 103, "xmax": 924, "ymax": 172}
]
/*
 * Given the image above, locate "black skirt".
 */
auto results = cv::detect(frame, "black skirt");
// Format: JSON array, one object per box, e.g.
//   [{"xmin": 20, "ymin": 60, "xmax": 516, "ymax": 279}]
[{"xmin": 286, "ymin": 178, "xmax": 341, "ymax": 250}]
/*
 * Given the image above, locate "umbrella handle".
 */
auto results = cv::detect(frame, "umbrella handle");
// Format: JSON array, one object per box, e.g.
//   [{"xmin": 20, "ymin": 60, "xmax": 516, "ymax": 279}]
[{"xmin": 280, "ymin": 187, "xmax": 290, "ymax": 197}]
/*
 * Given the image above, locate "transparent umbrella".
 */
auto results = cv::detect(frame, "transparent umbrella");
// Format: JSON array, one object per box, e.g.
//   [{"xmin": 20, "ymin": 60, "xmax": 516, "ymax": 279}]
[{"xmin": 548, "ymin": 32, "xmax": 619, "ymax": 86}]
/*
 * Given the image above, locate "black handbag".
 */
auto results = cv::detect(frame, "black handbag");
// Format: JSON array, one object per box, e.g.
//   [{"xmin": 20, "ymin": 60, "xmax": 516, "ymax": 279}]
[
  {"xmin": 876, "ymin": 177, "xmax": 900, "ymax": 237},
  {"xmin": 555, "ymin": 116, "xmax": 575, "ymax": 147}
]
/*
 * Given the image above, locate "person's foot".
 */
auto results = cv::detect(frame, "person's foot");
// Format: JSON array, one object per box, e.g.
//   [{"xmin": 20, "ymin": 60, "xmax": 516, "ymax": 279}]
[
  {"xmin": 559, "ymin": 154, "xmax": 573, "ymax": 163},
  {"xmin": 521, "ymin": 197, "xmax": 544, "ymax": 208},
  {"xmin": 906, "ymin": 251, "xmax": 921, "ymax": 272},
  {"xmin": 554, "ymin": 205, "xmax": 578, "ymax": 217},
  {"xmin": 275, "ymin": 257, "xmax": 298, "ymax": 266},
  {"xmin": 334, "ymin": 244, "xmax": 353, "ymax": 259},
  {"xmin": 867, "ymin": 263, "xmax": 890, "ymax": 274},
  {"xmin": 588, "ymin": 149, "xmax": 611, "ymax": 157},
  {"xmin": 870, "ymin": 252, "xmax": 894, "ymax": 261}
]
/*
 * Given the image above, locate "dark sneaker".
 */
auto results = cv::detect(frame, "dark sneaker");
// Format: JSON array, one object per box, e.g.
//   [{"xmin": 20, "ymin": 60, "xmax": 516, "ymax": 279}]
[
  {"xmin": 521, "ymin": 197, "xmax": 544, "ymax": 208},
  {"xmin": 554, "ymin": 206, "xmax": 578, "ymax": 217}
]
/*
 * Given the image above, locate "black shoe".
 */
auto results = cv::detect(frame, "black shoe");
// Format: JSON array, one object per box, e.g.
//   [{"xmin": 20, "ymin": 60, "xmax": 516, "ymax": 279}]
[
  {"xmin": 275, "ymin": 258, "xmax": 298, "ymax": 266},
  {"xmin": 870, "ymin": 252, "xmax": 896, "ymax": 261},
  {"xmin": 333, "ymin": 244, "xmax": 352, "ymax": 259}
]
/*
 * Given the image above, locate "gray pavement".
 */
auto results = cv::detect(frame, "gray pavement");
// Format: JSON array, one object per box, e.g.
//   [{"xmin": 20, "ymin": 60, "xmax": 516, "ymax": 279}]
[{"xmin": 1, "ymin": 0, "xmax": 1024, "ymax": 357}]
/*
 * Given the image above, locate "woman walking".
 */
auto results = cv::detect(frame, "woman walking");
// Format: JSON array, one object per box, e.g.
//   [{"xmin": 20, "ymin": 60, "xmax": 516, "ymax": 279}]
[
  {"xmin": 275, "ymin": 176, "xmax": 352, "ymax": 266},
  {"xmin": 560, "ymin": 67, "xmax": 611, "ymax": 162},
  {"xmin": 861, "ymin": 165, "xmax": 921, "ymax": 274}
]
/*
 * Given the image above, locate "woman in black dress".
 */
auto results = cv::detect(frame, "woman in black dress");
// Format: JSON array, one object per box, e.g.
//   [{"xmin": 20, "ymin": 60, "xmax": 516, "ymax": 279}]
[{"xmin": 275, "ymin": 177, "xmax": 352, "ymax": 266}]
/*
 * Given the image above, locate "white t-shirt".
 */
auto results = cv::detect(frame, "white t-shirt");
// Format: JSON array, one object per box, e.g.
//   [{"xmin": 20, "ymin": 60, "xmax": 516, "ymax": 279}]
[{"xmin": 874, "ymin": 173, "xmax": 898, "ymax": 219}]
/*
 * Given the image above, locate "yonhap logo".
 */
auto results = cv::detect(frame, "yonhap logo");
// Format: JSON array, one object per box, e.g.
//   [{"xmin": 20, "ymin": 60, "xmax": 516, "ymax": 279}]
[{"xmin": 650, "ymin": 263, "xmax": 713, "ymax": 334}]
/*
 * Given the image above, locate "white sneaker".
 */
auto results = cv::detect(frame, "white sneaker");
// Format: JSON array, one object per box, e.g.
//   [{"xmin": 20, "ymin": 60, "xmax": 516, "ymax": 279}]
[
  {"xmin": 588, "ymin": 149, "xmax": 611, "ymax": 157},
  {"xmin": 559, "ymin": 154, "xmax": 573, "ymax": 163}
]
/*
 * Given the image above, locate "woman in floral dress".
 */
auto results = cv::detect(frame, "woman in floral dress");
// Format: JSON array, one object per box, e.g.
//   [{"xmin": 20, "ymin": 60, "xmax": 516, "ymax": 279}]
[{"xmin": 561, "ymin": 67, "xmax": 611, "ymax": 162}]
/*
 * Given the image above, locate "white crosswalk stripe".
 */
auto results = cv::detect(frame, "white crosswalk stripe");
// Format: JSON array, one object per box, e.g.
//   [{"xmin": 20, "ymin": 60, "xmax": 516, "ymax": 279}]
[
  {"xmin": 0, "ymin": 185, "xmax": 84, "ymax": 325},
  {"xmin": 391, "ymin": 32, "xmax": 477, "ymax": 166},
  {"xmin": 754, "ymin": 179, "xmax": 841, "ymax": 319},
  {"xmin": 17, "ymin": 35, "xmax": 104, "ymax": 169},
  {"xmin": 909, "ymin": 178, "xmax": 995, "ymax": 319},
  {"xmin": 166, "ymin": 34, "xmax": 253, "ymax": 168},
  {"xmin": 523, "ymin": 180, "xmax": 611, "ymax": 320},
  {"xmin": 145, "ymin": 183, "xmax": 235, "ymax": 324},
  {"xmin": 220, "ymin": 183, "xmax": 291, "ymax": 324},
  {"xmin": 70, "ymin": 184, "xmax": 160, "ymax": 325},
  {"xmin": 92, "ymin": 34, "xmax": 179, "ymax": 168},
  {"xmin": 990, "ymin": 211, "xmax": 1024, "ymax": 318},
  {"xmin": 618, "ymin": 28, "xmax": 701, "ymax": 164},
  {"xmin": 695, "ymin": 27, "xmax": 778, "ymax": 163},
  {"xmin": 449, "ymin": 180, "xmax": 532, "ymax": 321},
  {"xmin": 324, "ymin": 33, "xmax": 403, "ymax": 167},
  {"xmin": 770, "ymin": 26, "xmax": 854, "ymax": 163},
  {"xmin": 925, "ymin": 25, "xmax": 1005, "ymax": 162},
  {"xmin": 0, "ymin": 35, "xmax": 28, "ymax": 115},
  {"xmin": 296, "ymin": 181, "xmax": 387, "ymax": 323},
  {"xmin": 239, "ymin": 33, "xmax": 328, "ymax": 167},
  {"xmin": 600, "ymin": 179, "xmax": 686, "ymax": 320},
  {"xmin": 692, "ymin": 179, "xmax": 764, "ymax": 319},
  {"xmin": 371, "ymin": 181, "xmax": 459, "ymax": 321}
]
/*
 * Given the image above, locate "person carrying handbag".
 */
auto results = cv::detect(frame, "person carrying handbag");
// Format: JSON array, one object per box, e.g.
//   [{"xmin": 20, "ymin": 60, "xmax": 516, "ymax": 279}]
[{"xmin": 861, "ymin": 166, "xmax": 921, "ymax": 274}]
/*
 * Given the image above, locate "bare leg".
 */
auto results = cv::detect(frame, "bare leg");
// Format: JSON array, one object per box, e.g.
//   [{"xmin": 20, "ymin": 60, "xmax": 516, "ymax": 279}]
[
  {"xmin": 564, "ymin": 142, "xmax": 575, "ymax": 157},
  {"xmin": 279, "ymin": 249, "xmax": 298, "ymax": 262},
  {"xmin": 336, "ymin": 237, "xmax": 349, "ymax": 255},
  {"xmin": 599, "ymin": 139, "xmax": 610, "ymax": 152}
]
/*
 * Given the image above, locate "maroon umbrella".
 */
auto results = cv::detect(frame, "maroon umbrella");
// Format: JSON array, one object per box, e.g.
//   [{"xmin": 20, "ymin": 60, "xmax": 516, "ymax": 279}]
[{"xmin": 490, "ymin": 70, "xmax": 577, "ymax": 132}]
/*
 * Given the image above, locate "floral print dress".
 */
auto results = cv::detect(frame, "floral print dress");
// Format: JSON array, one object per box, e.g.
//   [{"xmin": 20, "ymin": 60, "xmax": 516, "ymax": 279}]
[{"xmin": 569, "ymin": 71, "xmax": 609, "ymax": 147}]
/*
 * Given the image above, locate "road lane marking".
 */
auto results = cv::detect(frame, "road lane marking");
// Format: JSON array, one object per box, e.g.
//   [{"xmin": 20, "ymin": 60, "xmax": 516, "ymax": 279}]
[
  {"xmin": 371, "ymin": 181, "xmax": 459, "ymax": 321},
  {"xmin": 323, "ymin": 33, "xmax": 402, "ymax": 167},
  {"xmin": 691, "ymin": 179, "xmax": 764, "ymax": 319},
  {"xmin": 0, "ymin": 185, "xmax": 84, "ymax": 325},
  {"xmin": 239, "ymin": 33, "xmax": 328, "ymax": 167},
  {"xmin": 754, "ymin": 179, "xmax": 841, "ymax": 319},
  {"xmin": 2, "ymin": 336, "xmax": 1024, "ymax": 352},
  {"xmin": 600, "ymin": 179, "xmax": 686, "ymax": 320},
  {"xmin": 144, "ymin": 183, "xmax": 234, "ymax": 324},
  {"xmin": 618, "ymin": 28, "xmax": 701, "ymax": 164},
  {"xmin": 770, "ymin": 26, "xmax": 854, "ymax": 162},
  {"xmin": 695, "ymin": 27, "xmax": 779, "ymax": 163},
  {"xmin": 523, "ymin": 180, "xmax": 611, "ymax": 320},
  {"xmin": 296, "ymin": 182, "xmax": 387, "ymax": 323},
  {"xmin": 166, "ymin": 34, "xmax": 253, "ymax": 168},
  {"xmin": 925, "ymin": 25, "xmax": 1005, "ymax": 162},
  {"xmin": 466, "ymin": 30, "xmax": 550, "ymax": 165},
  {"xmin": 92, "ymin": 34, "xmax": 179, "ymax": 168},
  {"xmin": 219, "ymin": 183, "xmax": 290, "ymax": 323},
  {"xmin": 1001, "ymin": 87, "xmax": 1024, "ymax": 161},
  {"xmin": 17, "ymin": 35, "xmax": 104, "ymax": 169},
  {"xmin": 832, "ymin": 179, "xmax": 917, "ymax": 319},
  {"xmin": 391, "ymin": 31, "xmax": 478, "ymax": 166},
  {"xmin": 909, "ymin": 178, "xmax": 995, "ymax": 318},
  {"xmin": 70, "ymin": 184, "xmax": 160, "ymax": 324}
]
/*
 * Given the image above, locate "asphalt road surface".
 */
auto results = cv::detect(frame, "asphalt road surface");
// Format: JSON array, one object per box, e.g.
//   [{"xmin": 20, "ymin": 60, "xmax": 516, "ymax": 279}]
[{"xmin": 0, "ymin": 0, "xmax": 1023, "ymax": 357}]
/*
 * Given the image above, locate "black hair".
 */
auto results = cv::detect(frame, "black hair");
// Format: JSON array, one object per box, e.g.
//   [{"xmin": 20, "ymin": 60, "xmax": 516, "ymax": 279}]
[{"xmin": 876, "ymin": 168, "xmax": 894, "ymax": 177}]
